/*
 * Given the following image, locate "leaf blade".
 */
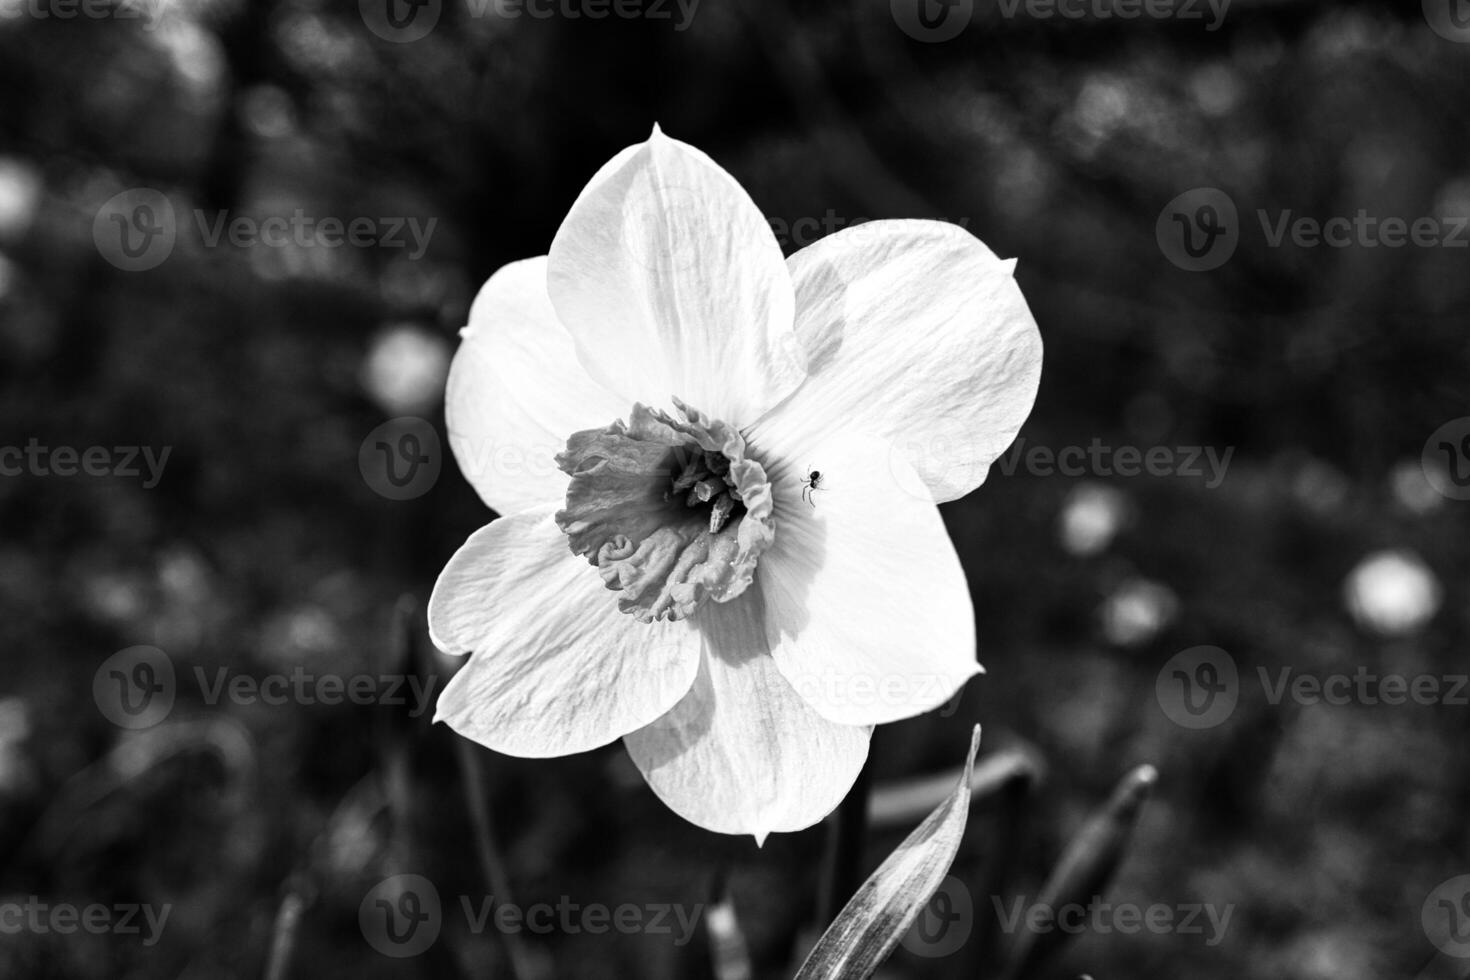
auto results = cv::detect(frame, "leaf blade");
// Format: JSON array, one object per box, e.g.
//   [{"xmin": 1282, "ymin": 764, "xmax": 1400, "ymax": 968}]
[{"xmin": 795, "ymin": 725, "xmax": 982, "ymax": 980}]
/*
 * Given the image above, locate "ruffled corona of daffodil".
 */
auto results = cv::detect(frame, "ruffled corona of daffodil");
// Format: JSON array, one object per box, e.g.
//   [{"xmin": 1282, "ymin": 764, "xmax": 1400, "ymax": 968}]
[{"xmin": 429, "ymin": 126, "xmax": 1042, "ymax": 842}]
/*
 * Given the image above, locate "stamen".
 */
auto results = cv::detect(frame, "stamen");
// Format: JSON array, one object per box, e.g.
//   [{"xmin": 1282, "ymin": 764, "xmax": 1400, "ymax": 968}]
[
  {"xmin": 555, "ymin": 399, "xmax": 774, "ymax": 623},
  {"xmin": 709, "ymin": 494, "xmax": 735, "ymax": 534}
]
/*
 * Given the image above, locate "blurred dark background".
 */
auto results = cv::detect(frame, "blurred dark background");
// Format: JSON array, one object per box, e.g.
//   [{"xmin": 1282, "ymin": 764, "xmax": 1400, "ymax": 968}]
[{"xmin": 2, "ymin": 0, "xmax": 1469, "ymax": 977}]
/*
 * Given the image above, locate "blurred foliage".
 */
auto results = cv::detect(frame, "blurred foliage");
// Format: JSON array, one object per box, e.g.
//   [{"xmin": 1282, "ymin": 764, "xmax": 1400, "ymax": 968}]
[{"xmin": 1, "ymin": 0, "xmax": 1469, "ymax": 977}]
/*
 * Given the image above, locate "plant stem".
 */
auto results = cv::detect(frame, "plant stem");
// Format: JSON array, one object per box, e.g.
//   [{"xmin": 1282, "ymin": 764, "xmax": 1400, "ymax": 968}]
[
  {"xmin": 262, "ymin": 883, "xmax": 308, "ymax": 980},
  {"xmin": 818, "ymin": 758, "xmax": 873, "ymax": 926},
  {"xmin": 456, "ymin": 737, "xmax": 540, "ymax": 980}
]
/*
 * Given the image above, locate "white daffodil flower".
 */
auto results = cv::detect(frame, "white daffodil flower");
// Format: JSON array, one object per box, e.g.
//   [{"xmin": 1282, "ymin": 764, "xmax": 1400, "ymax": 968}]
[{"xmin": 429, "ymin": 126, "xmax": 1042, "ymax": 842}]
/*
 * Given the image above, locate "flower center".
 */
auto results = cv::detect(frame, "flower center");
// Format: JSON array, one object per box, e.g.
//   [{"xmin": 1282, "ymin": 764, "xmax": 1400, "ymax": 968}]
[{"xmin": 555, "ymin": 399, "xmax": 775, "ymax": 623}]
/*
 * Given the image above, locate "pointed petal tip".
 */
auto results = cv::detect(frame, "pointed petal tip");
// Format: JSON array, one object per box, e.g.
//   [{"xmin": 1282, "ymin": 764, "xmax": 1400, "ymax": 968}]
[
  {"xmin": 645, "ymin": 123, "xmax": 675, "ymax": 154},
  {"xmin": 964, "ymin": 724, "xmax": 982, "ymax": 776}
]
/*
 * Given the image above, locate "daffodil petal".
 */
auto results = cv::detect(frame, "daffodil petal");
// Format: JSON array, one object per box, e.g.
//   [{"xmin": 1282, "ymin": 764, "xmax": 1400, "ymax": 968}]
[
  {"xmin": 623, "ymin": 592, "xmax": 871, "ymax": 842},
  {"xmin": 749, "ymin": 219, "xmax": 1042, "ymax": 503},
  {"xmin": 447, "ymin": 257, "xmax": 628, "ymax": 516},
  {"xmin": 760, "ymin": 432, "xmax": 981, "ymax": 727},
  {"xmin": 547, "ymin": 126, "xmax": 805, "ymax": 428},
  {"xmin": 430, "ymin": 507, "xmax": 701, "ymax": 757}
]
